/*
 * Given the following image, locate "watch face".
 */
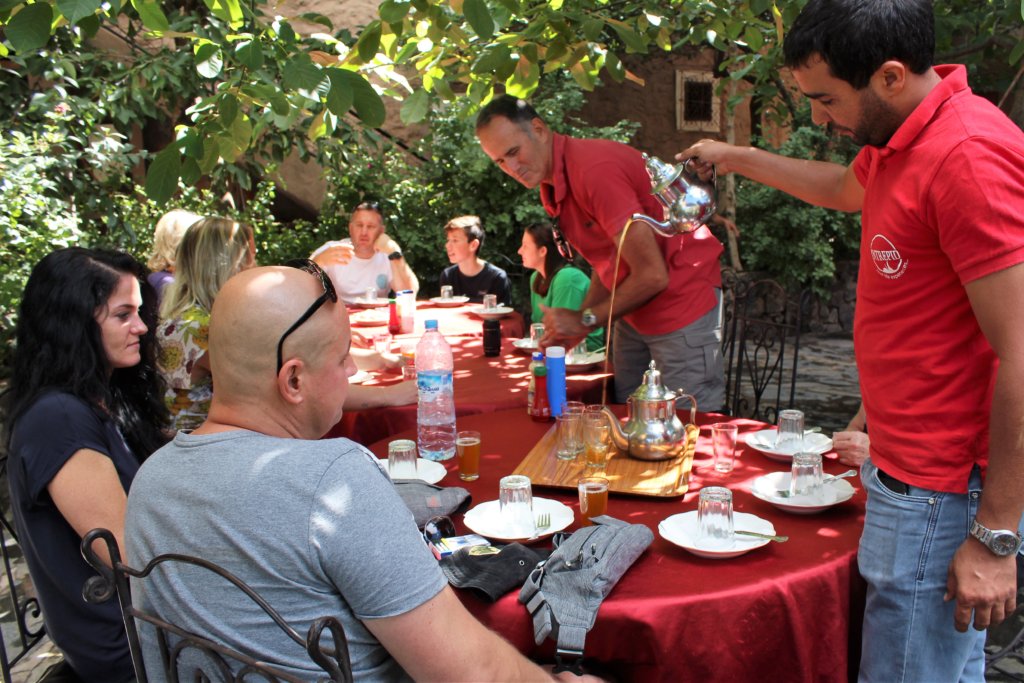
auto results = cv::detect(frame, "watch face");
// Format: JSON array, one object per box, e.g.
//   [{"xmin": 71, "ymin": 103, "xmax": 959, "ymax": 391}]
[{"xmin": 992, "ymin": 532, "xmax": 1021, "ymax": 556}]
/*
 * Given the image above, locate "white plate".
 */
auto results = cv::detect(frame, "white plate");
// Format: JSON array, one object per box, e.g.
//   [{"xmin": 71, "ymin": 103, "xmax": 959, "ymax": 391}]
[
  {"xmin": 381, "ymin": 458, "xmax": 447, "ymax": 485},
  {"xmin": 348, "ymin": 370, "xmax": 371, "ymax": 384},
  {"xmin": 429, "ymin": 296, "xmax": 470, "ymax": 307},
  {"xmin": 512, "ymin": 338, "xmax": 539, "ymax": 354},
  {"xmin": 744, "ymin": 429, "xmax": 834, "ymax": 462},
  {"xmin": 349, "ymin": 311, "xmax": 389, "ymax": 327},
  {"xmin": 659, "ymin": 510, "xmax": 776, "ymax": 559},
  {"xmin": 751, "ymin": 471, "xmax": 856, "ymax": 514},
  {"xmin": 351, "ymin": 297, "xmax": 390, "ymax": 308},
  {"xmin": 468, "ymin": 305, "xmax": 515, "ymax": 320},
  {"xmin": 463, "ymin": 497, "xmax": 574, "ymax": 542},
  {"xmin": 566, "ymin": 351, "xmax": 606, "ymax": 373}
]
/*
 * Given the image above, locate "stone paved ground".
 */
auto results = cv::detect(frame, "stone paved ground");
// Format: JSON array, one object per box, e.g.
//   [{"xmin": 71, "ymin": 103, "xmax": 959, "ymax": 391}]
[{"xmin": 1, "ymin": 333, "xmax": 1020, "ymax": 679}]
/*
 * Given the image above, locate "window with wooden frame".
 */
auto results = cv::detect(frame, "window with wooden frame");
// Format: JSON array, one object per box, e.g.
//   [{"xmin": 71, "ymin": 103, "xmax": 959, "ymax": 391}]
[{"xmin": 676, "ymin": 70, "xmax": 720, "ymax": 132}]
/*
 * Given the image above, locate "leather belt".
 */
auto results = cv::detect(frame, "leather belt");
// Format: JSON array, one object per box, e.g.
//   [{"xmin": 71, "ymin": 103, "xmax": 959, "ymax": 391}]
[{"xmin": 877, "ymin": 467, "xmax": 910, "ymax": 495}]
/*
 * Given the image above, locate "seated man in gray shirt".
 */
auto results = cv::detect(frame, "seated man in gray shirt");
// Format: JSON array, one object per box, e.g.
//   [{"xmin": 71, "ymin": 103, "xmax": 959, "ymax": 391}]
[{"xmin": 125, "ymin": 263, "xmax": 555, "ymax": 681}]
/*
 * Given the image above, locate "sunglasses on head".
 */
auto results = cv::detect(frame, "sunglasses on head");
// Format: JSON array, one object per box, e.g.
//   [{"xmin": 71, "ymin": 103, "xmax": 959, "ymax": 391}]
[
  {"xmin": 276, "ymin": 259, "xmax": 338, "ymax": 375},
  {"xmin": 423, "ymin": 515, "xmax": 457, "ymax": 545},
  {"xmin": 551, "ymin": 224, "xmax": 574, "ymax": 261}
]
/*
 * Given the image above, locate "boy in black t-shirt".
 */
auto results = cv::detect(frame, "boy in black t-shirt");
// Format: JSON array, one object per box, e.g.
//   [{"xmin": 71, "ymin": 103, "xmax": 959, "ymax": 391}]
[{"xmin": 439, "ymin": 215, "xmax": 512, "ymax": 304}]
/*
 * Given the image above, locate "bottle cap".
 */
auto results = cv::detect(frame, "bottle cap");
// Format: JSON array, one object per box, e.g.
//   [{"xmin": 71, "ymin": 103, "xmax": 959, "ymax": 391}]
[
  {"xmin": 545, "ymin": 346, "xmax": 565, "ymax": 359},
  {"xmin": 533, "ymin": 365, "xmax": 547, "ymax": 376},
  {"xmin": 425, "ymin": 319, "xmax": 438, "ymax": 329},
  {"xmin": 531, "ymin": 352, "xmax": 544, "ymax": 362},
  {"xmin": 388, "ymin": 297, "xmax": 396, "ymax": 303}
]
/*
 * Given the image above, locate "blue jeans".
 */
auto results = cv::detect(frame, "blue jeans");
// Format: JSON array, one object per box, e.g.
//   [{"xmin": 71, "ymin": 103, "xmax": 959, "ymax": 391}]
[{"xmin": 858, "ymin": 458, "xmax": 985, "ymax": 682}]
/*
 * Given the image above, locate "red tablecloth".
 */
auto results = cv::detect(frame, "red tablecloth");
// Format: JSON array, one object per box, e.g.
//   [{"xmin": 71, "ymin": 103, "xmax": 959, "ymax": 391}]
[
  {"xmin": 327, "ymin": 335, "xmax": 613, "ymax": 445},
  {"xmin": 348, "ymin": 301, "xmax": 526, "ymax": 340},
  {"xmin": 366, "ymin": 409, "xmax": 866, "ymax": 683}
]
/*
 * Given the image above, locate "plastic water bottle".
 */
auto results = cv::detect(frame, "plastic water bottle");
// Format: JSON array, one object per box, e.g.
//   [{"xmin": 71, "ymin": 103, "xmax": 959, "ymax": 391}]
[
  {"xmin": 416, "ymin": 319, "xmax": 456, "ymax": 461},
  {"xmin": 545, "ymin": 346, "xmax": 567, "ymax": 417}
]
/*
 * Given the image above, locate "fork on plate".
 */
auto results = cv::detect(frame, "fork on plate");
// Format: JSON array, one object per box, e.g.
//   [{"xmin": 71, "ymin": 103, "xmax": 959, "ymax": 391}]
[{"xmin": 527, "ymin": 512, "xmax": 551, "ymax": 540}]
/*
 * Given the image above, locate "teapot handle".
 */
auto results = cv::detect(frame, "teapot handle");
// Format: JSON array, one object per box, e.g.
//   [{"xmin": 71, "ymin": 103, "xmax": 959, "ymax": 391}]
[
  {"xmin": 672, "ymin": 390, "xmax": 698, "ymax": 425},
  {"xmin": 682, "ymin": 158, "xmax": 717, "ymax": 186}
]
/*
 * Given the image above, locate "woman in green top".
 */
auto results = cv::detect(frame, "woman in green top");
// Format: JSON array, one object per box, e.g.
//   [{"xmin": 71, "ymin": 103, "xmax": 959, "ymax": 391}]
[{"xmin": 518, "ymin": 222, "xmax": 604, "ymax": 351}]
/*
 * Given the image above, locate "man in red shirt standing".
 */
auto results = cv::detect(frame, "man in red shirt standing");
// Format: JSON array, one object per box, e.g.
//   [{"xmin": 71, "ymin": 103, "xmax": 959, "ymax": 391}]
[
  {"xmin": 679, "ymin": 1, "xmax": 1024, "ymax": 680},
  {"xmin": 476, "ymin": 95, "xmax": 726, "ymax": 409}
]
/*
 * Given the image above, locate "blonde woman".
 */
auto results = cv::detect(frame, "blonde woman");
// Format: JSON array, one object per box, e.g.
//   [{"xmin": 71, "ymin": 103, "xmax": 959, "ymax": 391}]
[
  {"xmin": 146, "ymin": 209, "xmax": 201, "ymax": 304},
  {"xmin": 158, "ymin": 217, "xmax": 256, "ymax": 431}
]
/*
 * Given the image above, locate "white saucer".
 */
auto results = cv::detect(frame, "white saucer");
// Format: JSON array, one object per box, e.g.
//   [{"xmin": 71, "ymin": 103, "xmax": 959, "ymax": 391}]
[
  {"xmin": 382, "ymin": 458, "xmax": 447, "ymax": 485},
  {"xmin": 744, "ymin": 429, "xmax": 834, "ymax": 462},
  {"xmin": 469, "ymin": 305, "xmax": 514, "ymax": 320},
  {"xmin": 429, "ymin": 296, "xmax": 470, "ymax": 307},
  {"xmin": 512, "ymin": 338, "xmax": 539, "ymax": 354},
  {"xmin": 751, "ymin": 471, "xmax": 856, "ymax": 514},
  {"xmin": 348, "ymin": 370, "xmax": 371, "ymax": 384},
  {"xmin": 463, "ymin": 497, "xmax": 574, "ymax": 542},
  {"xmin": 566, "ymin": 351, "xmax": 606, "ymax": 373},
  {"xmin": 351, "ymin": 297, "xmax": 390, "ymax": 308},
  {"xmin": 349, "ymin": 311, "xmax": 388, "ymax": 327},
  {"xmin": 659, "ymin": 510, "xmax": 776, "ymax": 559}
]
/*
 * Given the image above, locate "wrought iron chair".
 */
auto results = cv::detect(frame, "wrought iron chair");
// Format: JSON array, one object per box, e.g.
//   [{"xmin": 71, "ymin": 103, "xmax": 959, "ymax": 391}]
[
  {"xmin": 983, "ymin": 555, "xmax": 1024, "ymax": 680},
  {"xmin": 723, "ymin": 278, "xmax": 808, "ymax": 424},
  {"xmin": 0, "ymin": 455, "xmax": 48, "ymax": 683},
  {"xmin": 80, "ymin": 528, "xmax": 353, "ymax": 683}
]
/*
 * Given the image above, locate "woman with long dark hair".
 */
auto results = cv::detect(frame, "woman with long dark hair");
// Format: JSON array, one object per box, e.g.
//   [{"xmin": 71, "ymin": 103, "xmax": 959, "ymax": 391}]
[
  {"xmin": 4, "ymin": 247, "xmax": 169, "ymax": 681},
  {"xmin": 518, "ymin": 222, "xmax": 604, "ymax": 351}
]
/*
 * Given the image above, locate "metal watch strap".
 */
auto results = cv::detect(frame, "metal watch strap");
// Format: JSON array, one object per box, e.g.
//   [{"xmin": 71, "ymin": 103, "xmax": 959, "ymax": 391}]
[
  {"xmin": 581, "ymin": 308, "xmax": 597, "ymax": 328},
  {"xmin": 387, "ymin": 250, "xmax": 403, "ymax": 260},
  {"xmin": 969, "ymin": 519, "xmax": 1023, "ymax": 556}
]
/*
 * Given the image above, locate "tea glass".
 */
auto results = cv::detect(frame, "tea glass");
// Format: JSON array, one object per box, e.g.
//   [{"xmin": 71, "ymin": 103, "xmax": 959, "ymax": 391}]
[
  {"xmin": 440, "ymin": 285, "xmax": 454, "ymax": 300},
  {"xmin": 456, "ymin": 430, "xmax": 481, "ymax": 482},
  {"xmin": 582, "ymin": 413, "xmax": 612, "ymax": 470},
  {"xmin": 530, "ymin": 323, "xmax": 545, "ymax": 347},
  {"xmin": 499, "ymin": 475, "xmax": 534, "ymax": 536},
  {"xmin": 483, "ymin": 294, "xmax": 498, "ymax": 311},
  {"xmin": 400, "ymin": 339, "xmax": 417, "ymax": 381},
  {"xmin": 775, "ymin": 409, "xmax": 805, "ymax": 452},
  {"xmin": 387, "ymin": 439, "xmax": 418, "ymax": 479},
  {"xmin": 578, "ymin": 476, "xmax": 609, "ymax": 525},
  {"xmin": 555, "ymin": 412, "xmax": 583, "ymax": 461},
  {"xmin": 372, "ymin": 332, "xmax": 391, "ymax": 355},
  {"xmin": 711, "ymin": 423, "xmax": 738, "ymax": 473},
  {"xmin": 790, "ymin": 452, "xmax": 823, "ymax": 498},
  {"xmin": 697, "ymin": 486, "xmax": 734, "ymax": 549},
  {"xmin": 365, "ymin": 286, "xmax": 377, "ymax": 303}
]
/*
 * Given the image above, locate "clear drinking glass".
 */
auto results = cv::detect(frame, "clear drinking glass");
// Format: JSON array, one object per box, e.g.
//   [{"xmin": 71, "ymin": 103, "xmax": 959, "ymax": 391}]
[
  {"xmin": 578, "ymin": 476, "xmax": 609, "ymax": 525},
  {"xmin": 775, "ymin": 409, "xmax": 805, "ymax": 452},
  {"xmin": 711, "ymin": 423, "xmax": 738, "ymax": 473},
  {"xmin": 530, "ymin": 323, "xmax": 545, "ymax": 347},
  {"xmin": 388, "ymin": 439, "xmax": 418, "ymax": 479},
  {"xmin": 440, "ymin": 285, "xmax": 454, "ymax": 300},
  {"xmin": 790, "ymin": 452, "xmax": 824, "ymax": 498},
  {"xmin": 582, "ymin": 413, "xmax": 611, "ymax": 470},
  {"xmin": 697, "ymin": 486, "xmax": 734, "ymax": 549},
  {"xmin": 483, "ymin": 294, "xmax": 498, "ymax": 311},
  {"xmin": 499, "ymin": 475, "xmax": 533, "ymax": 536},
  {"xmin": 456, "ymin": 430, "xmax": 481, "ymax": 482},
  {"xmin": 365, "ymin": 286, "xmax": 377, "ymax": 302},
  {"xmin": 400, "ymin": 339, "xmax": 417, "ymax": 380},
  {"xmin": 556, "ymin": 412, "xmax": 583, "ymax": 461},
  {"xmin": 372, "ymin": 332, "xmax": 391, "ymax": 355}
]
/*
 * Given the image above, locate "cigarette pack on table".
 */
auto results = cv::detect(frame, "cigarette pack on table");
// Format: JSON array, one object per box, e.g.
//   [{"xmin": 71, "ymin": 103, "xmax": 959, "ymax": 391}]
[{"xmin": 429, "ymin": 534, "xmax": 491, "ymax": 559}]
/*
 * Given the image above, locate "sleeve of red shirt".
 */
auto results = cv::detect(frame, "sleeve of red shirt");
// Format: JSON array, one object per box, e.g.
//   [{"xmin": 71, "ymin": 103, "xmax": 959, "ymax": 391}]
[{"xmin": 932, "ymin": 138, "xmax": 1024, "ymax": 285}]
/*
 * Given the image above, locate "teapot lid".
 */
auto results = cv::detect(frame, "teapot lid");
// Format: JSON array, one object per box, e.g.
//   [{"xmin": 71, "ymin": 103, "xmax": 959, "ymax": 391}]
[{"xmin": 632, "ymin": 360, "xmax": 676, "ymax": 401}]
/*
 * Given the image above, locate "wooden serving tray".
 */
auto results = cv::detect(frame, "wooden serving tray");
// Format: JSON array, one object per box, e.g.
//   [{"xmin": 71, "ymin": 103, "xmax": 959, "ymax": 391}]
[{"xmin": 511, "ymin": 423, "xmax": 698, "ymax": 497}]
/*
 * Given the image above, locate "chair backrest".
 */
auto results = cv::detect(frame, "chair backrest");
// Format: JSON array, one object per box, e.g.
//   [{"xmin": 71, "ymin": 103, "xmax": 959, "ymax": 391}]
[
  {"xmin": 80, "ymin": 528, "xmax": 353, "ymax": 683},
  {"xmin": 0, "ymin": 455, "xmax": 48, "ymax": 683},
  {"xmin": 723, "ymin": 278, "xmax": 807, "ymax": 424}
]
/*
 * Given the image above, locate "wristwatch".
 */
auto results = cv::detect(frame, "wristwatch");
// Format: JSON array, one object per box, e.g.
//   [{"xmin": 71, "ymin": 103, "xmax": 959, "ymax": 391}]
[
  {"xmin": 387, "ymin": 250, "xmax": 404, "ymax": 261},
  {"xmin": 581, "ymin": 308, "xmax": 598, "ymax": 329},
  {"xmin": 969, "ymin": 519, "xmax": 1023, "ymax": 557}
]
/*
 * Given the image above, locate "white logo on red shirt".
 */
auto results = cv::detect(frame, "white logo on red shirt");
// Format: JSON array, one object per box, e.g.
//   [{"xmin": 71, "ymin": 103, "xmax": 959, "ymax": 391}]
[{"xmin": 870, "ymin": 234, "xmax": 908, "ymax": 280}]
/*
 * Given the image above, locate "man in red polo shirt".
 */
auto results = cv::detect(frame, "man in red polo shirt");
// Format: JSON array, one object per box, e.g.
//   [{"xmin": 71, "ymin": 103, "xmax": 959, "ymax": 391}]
[
  {"xmin": 678, "ymin": 1, "xmax": 1024, "ymax": 680},
  {"xmin": 475, "ymin": 95, "xmax": 726, "ymax": 408}
]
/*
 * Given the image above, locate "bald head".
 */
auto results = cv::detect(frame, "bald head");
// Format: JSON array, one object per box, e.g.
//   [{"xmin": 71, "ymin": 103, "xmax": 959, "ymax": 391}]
[{"xmin": 207, "ymin": 266, "xmax": 353, "ymax": 436}]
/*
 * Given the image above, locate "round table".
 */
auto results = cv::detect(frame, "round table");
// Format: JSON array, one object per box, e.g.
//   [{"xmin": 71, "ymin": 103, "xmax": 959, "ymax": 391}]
[{"xmin": 366, "ymin": 408, "xmax": 866, "ymax": 683}]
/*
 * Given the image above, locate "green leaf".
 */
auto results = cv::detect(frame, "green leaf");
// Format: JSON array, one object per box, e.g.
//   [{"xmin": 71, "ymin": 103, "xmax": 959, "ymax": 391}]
[
  {"xmin": 235, "ymin": 39, "xmax": 264, "ymax": 70},
  {"xmin": 202, "ymin": 0, "xmax": 243, "ymax": 28},
  {"xmin": 356, "ymin": 21, "xmax": 382, "ymax": 61},
  {"xmin": 463, "ymin": 0, "xmax": 494, "ymax": 40},
  {"xmin": 299, "ymin": 12, "xmax": 333, "ymax": 28},
  {"xmin": 350, "ymin": 74, "xmax": 386, "ymax": 127},
  {"xmin": 582, "ymin": 18, "xmax": 603, "ymax": 42},
  {"xmin": 180, "ymin": 157, "xmax": 202, "ymax": 186},
  {"xmin": 270, "ymin": 93, "xmax": 291, "ymax": 116},
  {"xmin": 379, "ymin": 0, "xmax": 410, "ymax": 24},
  {"xmin": 611, "ymin": 23, "xmax": 646, "ymax": 53},
  {"xmin": 56, "ymin": 0, "xmax": 101, "ymax": 26},
  {"xmin": 605, "ymin": 51, "xmax": 624, "ymax": 82},
  {"xmin": 230, "ymin": 114, "xmax": 251, "ymax": 149},
  {"xmin": 76, "ymin": 13, "xmax": 100, "ymax": 37},
  {"xmin": 400, "ymin": 88, "xmax": 429, "ymax": 124},
  {"xmin": 199, "ymin": 133, "xmax": 221, "ymax": 172},
  {"xmin": 182, "ymin": 130, "xmax": 204, "ymax": 158},
  {"xmin": 569, "ymin": 61, "xmax": 595, "ymax": 91},
  {"xmin": 219, "ymin": 93, "xmax": 238, "ymax": 126},
  {"xmin": 307, "ymin": 109, "xmax": 327, "ymax": 141},
  {"xmin": 145, "ymin": 146, "xmax": 182, "ymax": 204},
  {"xmin": 1010, "ymin": 39, "xmax": 1024, "ymax": 66},
  {"xmin": 751, "ymin": 0, "xmax": 773, "ymax": 14},
  {"xmin": 282, "ymin": 53, "xmax": 324, "ymax": 91},
  {"xmin": 135, "ymin": 1, "xmax": 169, "ymax": 33},
  {"xmin": 194, "ymin": 43, "xmax": 224, "ymax": 78},
  {"xmin": 472, "ymin": 44, "xmax": 511, "ymax": 74},
  {"xmin": 744, "ymin": 25, "xmax": 763, "ymax": 52},
  {"xmin": 7, "ymin": 3, "xmax": 53, "ymax": 54},
  {"xmin": 325, "ymin": 69, "xmax": 355, "ymax": 116}
]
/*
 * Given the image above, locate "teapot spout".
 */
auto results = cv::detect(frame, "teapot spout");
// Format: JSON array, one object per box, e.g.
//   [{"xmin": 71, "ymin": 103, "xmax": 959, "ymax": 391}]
[
  {"xmin": 630, "ymin": 212, "xmax": 678, "ymax": 237},
  {"xmin": 601, "ymin": 406, "xmax": 630, "ymax": 452}
]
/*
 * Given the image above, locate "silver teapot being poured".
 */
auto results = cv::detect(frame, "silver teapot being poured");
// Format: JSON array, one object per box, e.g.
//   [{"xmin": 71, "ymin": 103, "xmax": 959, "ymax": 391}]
[{"xmin": 630, "ymin": 153, "xmax": 717, "ymax": 236}]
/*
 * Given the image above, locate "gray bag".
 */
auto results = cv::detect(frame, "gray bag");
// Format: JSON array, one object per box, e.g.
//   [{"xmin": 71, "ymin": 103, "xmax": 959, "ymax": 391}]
[{"xmin": 518, "ymin": 515, "xmax": 653, "ymax": 674}]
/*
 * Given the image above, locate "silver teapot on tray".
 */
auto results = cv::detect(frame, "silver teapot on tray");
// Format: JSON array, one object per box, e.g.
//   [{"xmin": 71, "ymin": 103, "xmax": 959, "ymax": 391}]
[
  {"xmin": 630, "ymin": 153, "xmax": 717, "ymax": 236},
  {"xmin": 602, "ymin": 360, "xmax": 698, "ymax": 465}
]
